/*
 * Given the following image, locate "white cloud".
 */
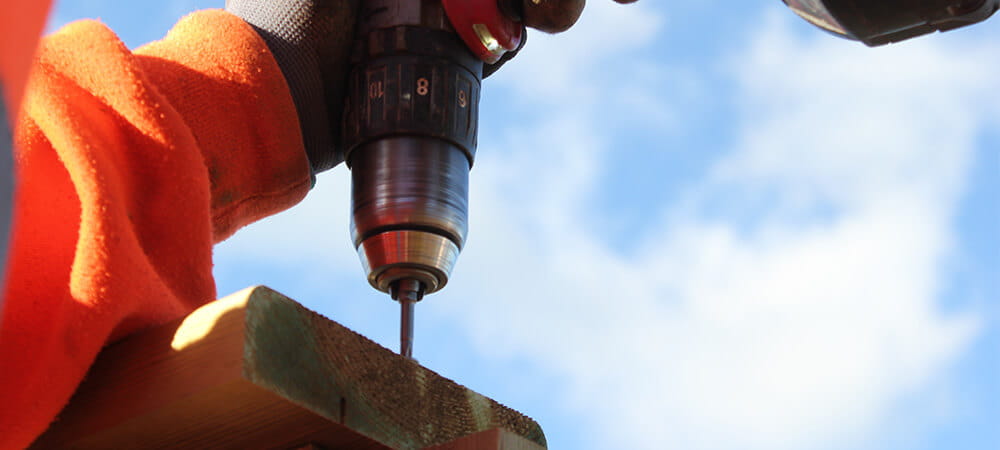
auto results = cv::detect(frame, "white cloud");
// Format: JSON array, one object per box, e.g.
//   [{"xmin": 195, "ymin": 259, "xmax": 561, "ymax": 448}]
[
  {"xmin": 716, "ymin": 13, "xmax": 989, "ymax": 213},
  {"xmin": 434, "ymin": 7, "xmax": 988, "ymax": 450}
]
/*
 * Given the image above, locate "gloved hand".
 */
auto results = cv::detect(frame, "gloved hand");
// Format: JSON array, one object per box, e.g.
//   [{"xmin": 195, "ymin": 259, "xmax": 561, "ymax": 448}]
[{"xmin": 225, "ymin": 0, "xmax": 359, "ymax": 174}]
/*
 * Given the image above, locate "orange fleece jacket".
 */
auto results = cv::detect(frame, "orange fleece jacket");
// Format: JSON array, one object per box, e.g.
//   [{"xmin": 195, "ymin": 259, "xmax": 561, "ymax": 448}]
[{"xmin": 0, "ymin": 7, "xmax": 311, "ymax": 448}]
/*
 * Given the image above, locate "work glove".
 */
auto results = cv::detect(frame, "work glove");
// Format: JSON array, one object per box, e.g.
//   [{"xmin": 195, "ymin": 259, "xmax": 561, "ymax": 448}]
[
  {"xmin": 226, "ymin": 0, "xmax": 639, "ymax": 175},
  {"xmin": 226, "ymin": 0, "xmax": 359, "ymax": 174}
]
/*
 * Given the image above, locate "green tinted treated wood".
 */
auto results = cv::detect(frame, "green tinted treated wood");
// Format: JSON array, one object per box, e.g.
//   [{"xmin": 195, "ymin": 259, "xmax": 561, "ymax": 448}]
[{"xmin": 32, "ymin": 286, "xmax": 546, "ymax": 449}]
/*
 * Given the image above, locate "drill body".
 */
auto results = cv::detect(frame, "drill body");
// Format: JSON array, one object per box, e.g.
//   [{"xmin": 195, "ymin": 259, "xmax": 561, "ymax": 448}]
[{"xmin": 342, "ymin": 0, "xmax": 488, "ymax": 356}]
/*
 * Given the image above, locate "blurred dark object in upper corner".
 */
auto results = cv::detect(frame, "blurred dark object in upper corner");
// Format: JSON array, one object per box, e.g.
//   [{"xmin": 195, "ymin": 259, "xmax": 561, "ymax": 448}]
[{"xmin": 783, "ymin": 0, "xmax": 999, "ymax": 46}]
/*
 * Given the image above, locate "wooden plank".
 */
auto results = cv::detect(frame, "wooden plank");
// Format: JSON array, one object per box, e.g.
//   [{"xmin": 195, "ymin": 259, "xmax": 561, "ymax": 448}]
[
  {"xmin": 32, "ymin": 286, "xmax": 546, "ymax": 450},
  {"xmin": 426, "ymin": 428, "xmax": 548, "ymax": 450}
]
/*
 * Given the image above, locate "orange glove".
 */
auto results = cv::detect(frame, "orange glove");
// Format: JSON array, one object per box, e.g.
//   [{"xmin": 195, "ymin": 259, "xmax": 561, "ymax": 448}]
[
  {"xmin": 0, "ymin": 9, "xmax": 310, "ymax": 448},
  {"xmin": 0, "ymin": 0, "xmax": 52, "ymax": 326}
]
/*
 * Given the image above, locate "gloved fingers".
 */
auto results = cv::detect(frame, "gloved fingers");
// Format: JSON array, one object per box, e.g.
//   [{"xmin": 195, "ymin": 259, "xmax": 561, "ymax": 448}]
[
  {"xmin": 312, "ymin": 0, "xmax": 360, "ymax": 173},
  {"xmin": 483, "ymin": 25, "xmax": 526, "ymax": 78},
  {"xmin": 519, "ymin": 0, "xmax": 585, "ymax": 34},
  {"xmin": 226, "ymin": 0, "xmax": 360, "ymax": 174}
]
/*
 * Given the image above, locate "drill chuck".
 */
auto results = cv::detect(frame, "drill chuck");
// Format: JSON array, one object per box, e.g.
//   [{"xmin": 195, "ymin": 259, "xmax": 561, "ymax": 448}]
[
  {"xmin": 343, "ymin": 1, "xmax": 483, "ymax": 297},
  {"xmin": 351, "ymin": 136, "xmax": 468, "ymax": 294}
]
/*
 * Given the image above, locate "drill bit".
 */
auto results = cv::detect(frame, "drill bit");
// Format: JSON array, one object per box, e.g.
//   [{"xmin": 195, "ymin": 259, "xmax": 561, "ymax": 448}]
[
  {"xmin": 391, "ymin": 279, "xmax": 424, "ymax": 359},
  {"xmin": 400, "ymin": 298, "xmax": 415, "ymax": 358}
]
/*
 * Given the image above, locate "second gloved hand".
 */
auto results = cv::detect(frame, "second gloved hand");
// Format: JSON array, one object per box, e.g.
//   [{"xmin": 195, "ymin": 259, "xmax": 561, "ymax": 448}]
[{"xmin": 226, "ymin": 0, "xmax": 359, "ymax": 175}]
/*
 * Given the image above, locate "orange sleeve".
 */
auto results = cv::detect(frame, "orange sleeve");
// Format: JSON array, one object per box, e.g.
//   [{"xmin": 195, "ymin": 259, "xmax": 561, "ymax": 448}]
[
  {"xmin": 0, "ymin": 2, "xmax": 51, "ymax": 115},
  {"xmin": 0, "ymin": 10, "xmax": 311, "ymax": 448}
]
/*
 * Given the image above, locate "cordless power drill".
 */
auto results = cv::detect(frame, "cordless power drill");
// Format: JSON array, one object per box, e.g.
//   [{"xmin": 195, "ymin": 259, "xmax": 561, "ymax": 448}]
[{"xmin": 340, "ymin": 0, "xmax": 584, "ymax": 357}]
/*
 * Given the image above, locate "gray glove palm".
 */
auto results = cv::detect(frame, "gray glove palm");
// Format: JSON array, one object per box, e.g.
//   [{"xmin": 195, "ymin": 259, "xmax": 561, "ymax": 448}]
[{"xmin": 226, "ymin": 0, "xmax": 359, "ymax": 174}]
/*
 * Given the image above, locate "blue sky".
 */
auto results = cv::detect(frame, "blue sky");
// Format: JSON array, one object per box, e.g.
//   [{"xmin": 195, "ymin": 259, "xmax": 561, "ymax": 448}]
[{"xmin": 50, "ymin": 1, "xmax": 998, "ymax": 449}]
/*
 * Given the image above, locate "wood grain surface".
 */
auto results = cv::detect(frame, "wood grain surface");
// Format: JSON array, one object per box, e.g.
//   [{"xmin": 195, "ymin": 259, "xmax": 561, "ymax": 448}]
[{"xmin": 32, "ymin": 286, "xmax": 546, "ymax": 449}]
